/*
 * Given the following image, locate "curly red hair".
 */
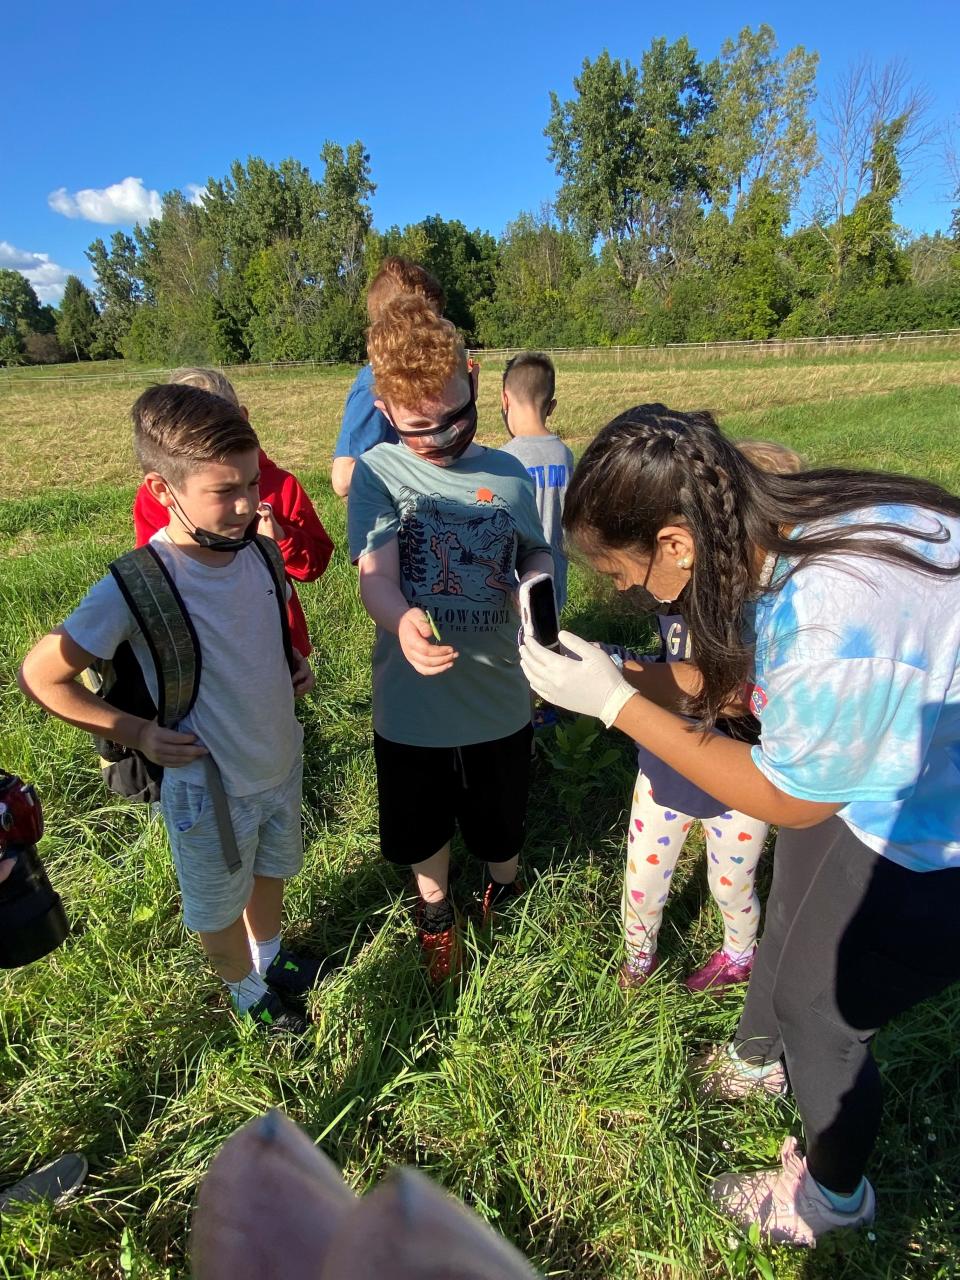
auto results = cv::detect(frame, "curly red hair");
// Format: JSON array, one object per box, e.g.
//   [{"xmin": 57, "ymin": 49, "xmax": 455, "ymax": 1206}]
[{"xmin": 368, "ymin": 295, "xmax": 465, "ymax": 410}]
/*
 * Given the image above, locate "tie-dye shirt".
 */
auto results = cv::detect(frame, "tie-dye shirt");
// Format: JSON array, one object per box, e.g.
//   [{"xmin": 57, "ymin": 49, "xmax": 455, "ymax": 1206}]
[{"xmin": 749, "ymin": 504, "xmax": 960, "ymax": 872}]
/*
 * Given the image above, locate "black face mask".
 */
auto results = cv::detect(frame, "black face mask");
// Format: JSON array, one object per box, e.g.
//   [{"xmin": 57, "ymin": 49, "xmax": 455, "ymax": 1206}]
[
  {"xmin": 169, "ymin": 497, "xmax": 259, "ymax": 553},
  {"xmin": 623, "ymin": 581, "xmax": 690, "ymax": 616}
]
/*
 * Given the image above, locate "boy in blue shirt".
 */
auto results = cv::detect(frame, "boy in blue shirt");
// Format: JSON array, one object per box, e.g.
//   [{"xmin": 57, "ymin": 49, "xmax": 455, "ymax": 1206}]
[{"xmin": 331, "ymin": 257, "xmax": 444, "ymax": 498}]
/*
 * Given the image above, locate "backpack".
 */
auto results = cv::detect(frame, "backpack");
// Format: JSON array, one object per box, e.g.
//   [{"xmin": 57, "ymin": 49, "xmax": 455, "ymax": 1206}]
[{"xmin": 83, "ymin": 537, "xmax": 294, "ymax": 868}]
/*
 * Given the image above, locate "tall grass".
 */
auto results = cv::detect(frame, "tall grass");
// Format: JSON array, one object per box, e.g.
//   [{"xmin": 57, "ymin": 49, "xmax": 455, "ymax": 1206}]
[{"xmin": 1, "ymin": 357, "xmax": 959, "ymax": 1278}]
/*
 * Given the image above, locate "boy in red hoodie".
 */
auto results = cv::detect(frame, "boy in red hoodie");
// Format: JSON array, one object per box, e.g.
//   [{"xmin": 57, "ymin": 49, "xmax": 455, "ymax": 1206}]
[{"xmin": 133, "ymin": 368, "xmax": 333, "ymax": 655}]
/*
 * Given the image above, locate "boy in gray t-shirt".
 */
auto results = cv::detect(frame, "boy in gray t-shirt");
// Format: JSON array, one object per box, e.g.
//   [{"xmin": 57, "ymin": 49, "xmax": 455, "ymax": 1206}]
[
  {"xmin": 18, "ymin": 385, "xmax": 324, "ymax": 1038},
  {"xmin": 498, "ymin": 352, "xmax": 575, "ymax": 610}
]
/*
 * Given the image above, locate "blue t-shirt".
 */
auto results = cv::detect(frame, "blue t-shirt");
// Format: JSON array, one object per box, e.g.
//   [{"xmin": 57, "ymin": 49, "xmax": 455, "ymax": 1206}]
[
  {"xmin": 631, "ymin": 613, "xmax": 756, "ymax": 819},
  {"xmin": 750, "ymin": 504, "xmax": 960, "ymax": 872},
  {"xmin": 333, "ymin": 364, "xmax": 398, "ymax": 459}
]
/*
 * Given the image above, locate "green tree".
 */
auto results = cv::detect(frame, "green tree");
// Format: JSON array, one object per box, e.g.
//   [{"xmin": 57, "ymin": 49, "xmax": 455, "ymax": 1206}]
[
  {"xmin": 85, "ymin": 232, "xmax": 144, "ymax": 357},
  {"xmin": 709, "ymin": 25, "xmax": 818, "ymax": 211},
  {"xmin": 546, "ymin": 40, "xmax": 715, "ymax": 291},
  {"xmin": 0, "ymin": 269, "xmax": 50, "ymax": 364},
  {"xmin": 56, "ymin": 275, "xmax": 99, "ymax": 360},
  {"xmin": 474, "ymin": 209, "xmax": 593, "ymax": 346},
  {"xmin": 129, "ymin": 192, "xmax": 235, "ymax": 363}
]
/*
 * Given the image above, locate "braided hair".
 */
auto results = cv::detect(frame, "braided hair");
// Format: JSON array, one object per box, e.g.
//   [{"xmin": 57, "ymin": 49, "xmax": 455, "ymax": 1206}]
[{"xmin": 564, "ymin": 403, "xmax": 960, "ymax": 727}]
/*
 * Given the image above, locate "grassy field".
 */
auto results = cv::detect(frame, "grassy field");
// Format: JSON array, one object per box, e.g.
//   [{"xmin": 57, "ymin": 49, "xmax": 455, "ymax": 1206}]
[{"xmin": 1, "ymin": 346, "xmax": 959, "ymax": 1279}]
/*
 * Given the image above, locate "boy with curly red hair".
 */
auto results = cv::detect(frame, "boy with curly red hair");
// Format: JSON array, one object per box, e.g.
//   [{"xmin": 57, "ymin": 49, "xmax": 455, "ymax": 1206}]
[{"xmin": 348, "ymin": 296, "xmax": 553, "ymax": 980}]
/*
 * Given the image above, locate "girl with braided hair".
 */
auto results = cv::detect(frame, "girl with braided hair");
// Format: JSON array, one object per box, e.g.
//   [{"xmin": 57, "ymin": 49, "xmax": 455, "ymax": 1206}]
[{"xmin": 520, "ymin": 403, "xmax": 960, "ymax": 1247}]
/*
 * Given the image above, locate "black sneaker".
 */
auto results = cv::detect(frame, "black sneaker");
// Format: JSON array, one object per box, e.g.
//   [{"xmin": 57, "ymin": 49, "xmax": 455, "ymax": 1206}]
[
  {"xmin": 246, "ymin": 990, "xmax": 309, "ymax": 1036},
  {"xmin": 0, "ymin": 1153, "xmax": 88, "ymax": 1212},
  {"xmin": 263, "ymin": 947, "xmax": 340, "ymax": 1002}
]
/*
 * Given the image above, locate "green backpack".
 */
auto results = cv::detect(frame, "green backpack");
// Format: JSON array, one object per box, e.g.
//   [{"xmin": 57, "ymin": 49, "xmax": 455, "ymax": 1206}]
[{"xmin": 84, "ymin": 536, "xmax": 293, "ymax": 872}]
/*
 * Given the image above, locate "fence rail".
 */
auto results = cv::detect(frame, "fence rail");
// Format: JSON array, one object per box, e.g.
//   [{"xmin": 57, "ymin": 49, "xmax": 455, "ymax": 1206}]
[{"xmin": 2, "ymin": 327, "xmax": 959, "ymax": 389}]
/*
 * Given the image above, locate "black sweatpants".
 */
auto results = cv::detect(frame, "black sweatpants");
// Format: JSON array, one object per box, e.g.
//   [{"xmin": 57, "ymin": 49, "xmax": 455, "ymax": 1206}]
[{"xmin": 734, "ymin": 817, "xmax": 960, "ymax": 1192}]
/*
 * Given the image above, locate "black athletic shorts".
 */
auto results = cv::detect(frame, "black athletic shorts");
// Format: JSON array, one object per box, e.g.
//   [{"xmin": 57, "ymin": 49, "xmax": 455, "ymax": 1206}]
[{"xmin": 373, "ymin": 724, "xmax": 533, "ymax": 867}]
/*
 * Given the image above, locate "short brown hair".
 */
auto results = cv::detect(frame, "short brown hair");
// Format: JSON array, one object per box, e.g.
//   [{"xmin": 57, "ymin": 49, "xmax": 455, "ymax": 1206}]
[
  {"xmin": 368, "ymin": 295, "xmax": 464, "ymax": 409},
  {"xmin": 132, "ymin": 384, "xmax": 259, "ymax": 485},
  {"xmin": 735, "ymin": 438, "xmax": 803, "ymax": 476},
  {"xmin": 366, "ymin": 256, "xmax": 445, "ymax": 324},
  {"xmin": 503, "ymin": 351, "xmax": 556, "ymax": 415},
  {"xmin": 169, "ymin": 366, "xmax": 241, "ymax": 407}
]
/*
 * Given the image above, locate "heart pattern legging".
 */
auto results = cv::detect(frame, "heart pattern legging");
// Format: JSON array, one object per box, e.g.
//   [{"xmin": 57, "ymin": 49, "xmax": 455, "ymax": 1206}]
[{"xmin": 623, "ymin": 772, "xmax": 770, "ymax": 962}]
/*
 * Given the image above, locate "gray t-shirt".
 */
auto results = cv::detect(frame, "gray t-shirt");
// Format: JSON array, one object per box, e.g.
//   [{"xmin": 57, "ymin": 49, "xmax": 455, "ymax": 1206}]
[
  {"xmin": 499, "ymin": 434, "xmax": 575, "ymax": 610},
  {"xmin": 63, "ymin": 529, "xmax": 302, "ymax": 797},
  {"xmin": 348, "ymin": 443, "xmax": 551, "ymax": 748}
]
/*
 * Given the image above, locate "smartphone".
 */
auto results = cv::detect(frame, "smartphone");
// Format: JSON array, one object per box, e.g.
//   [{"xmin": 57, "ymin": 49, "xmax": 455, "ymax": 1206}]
[{"xmin": 519, "ymin": 573, "xmax": 560, "ymax": 650}]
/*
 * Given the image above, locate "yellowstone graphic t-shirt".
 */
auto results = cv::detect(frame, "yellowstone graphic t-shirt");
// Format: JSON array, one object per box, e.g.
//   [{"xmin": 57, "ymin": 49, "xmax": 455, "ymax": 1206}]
[{"xmin": 349, "ymin": 443, "xmax": 550, "ymax": 747}]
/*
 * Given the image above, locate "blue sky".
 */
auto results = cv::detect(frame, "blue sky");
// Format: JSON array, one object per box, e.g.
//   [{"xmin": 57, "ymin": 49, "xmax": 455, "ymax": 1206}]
[{"xmin": 4, "ymin": 0, "xmax": 958, "ymax": 302}]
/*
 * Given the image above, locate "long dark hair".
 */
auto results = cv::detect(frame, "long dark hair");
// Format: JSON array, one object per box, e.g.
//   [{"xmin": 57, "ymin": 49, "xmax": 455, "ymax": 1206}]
[{"xmin": 564, "ymin": 404, "xmax": 960, "ymax": 726}]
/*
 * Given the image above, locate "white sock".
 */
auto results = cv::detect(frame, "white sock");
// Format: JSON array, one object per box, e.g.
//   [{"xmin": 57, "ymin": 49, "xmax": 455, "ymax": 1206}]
[
  {"xmin": 225, "ymin": 968, "xmax": 270, "ymax": 1012},
  {"xmin": 625, "ymin": 947, "xmax": 656, "ymax": 973},
  {"xmin": 726, "ymin": 1041, "xmax": 780, "ymax": 1078},
  {"xmin": 249, "ymin": 933, "xmax": 281, "ymax": 976},
  {"xmin": 722, "ymin": 944, "xmax": 757, "ymax": 965}
]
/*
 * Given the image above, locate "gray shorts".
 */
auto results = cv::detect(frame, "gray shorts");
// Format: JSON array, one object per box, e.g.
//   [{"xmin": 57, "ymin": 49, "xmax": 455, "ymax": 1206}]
[{"xmin": 161, "ymin": 757, "xmax": 304, "ymax": 933}]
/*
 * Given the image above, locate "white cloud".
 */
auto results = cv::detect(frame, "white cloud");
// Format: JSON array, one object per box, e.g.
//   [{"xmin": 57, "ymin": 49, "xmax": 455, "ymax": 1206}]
[
  {"xmin": 185, "ymin": 183, "xmax": 208, "ymax": 206},
  {"xmin": 0, "ymin": 241, "xmax": 71, "ymax": 303},
  {"xmin": 48, "ymin": 175, "xmax": 163, "ymax": 225}
]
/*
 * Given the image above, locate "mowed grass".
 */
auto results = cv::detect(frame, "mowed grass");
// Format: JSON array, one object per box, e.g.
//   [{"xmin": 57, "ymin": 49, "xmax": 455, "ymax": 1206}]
[{"xmin": 1, "ymin": 348, "xmax": 959, "ymax": 1280}]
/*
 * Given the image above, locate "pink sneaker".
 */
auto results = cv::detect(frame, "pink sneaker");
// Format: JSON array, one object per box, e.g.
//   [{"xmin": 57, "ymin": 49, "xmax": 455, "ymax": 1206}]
[
  {"xmin": 710, "ymin": 1137, "xmax": 876, "ymax": 1246},
  {"xmin": 618, "ymin": 951, "xmax": 660, "ymax": 990},
  {"xmin": 685, "ymin": 949, "xmax": 754, "ymax": 993}
]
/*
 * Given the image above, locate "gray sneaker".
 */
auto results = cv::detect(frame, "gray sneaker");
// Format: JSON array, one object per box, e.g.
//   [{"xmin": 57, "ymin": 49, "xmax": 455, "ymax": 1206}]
[
  {"xmin": 710, "ymin": 1136, "xmax": 876, "ymax": 1246},
  {"xmin": 691, "ymin": 1043, "xmax": 788, "ymax": 1100},
  {"xmin": 0, "ymin": 1153, "xmax": 88, "ymax": 1212}
]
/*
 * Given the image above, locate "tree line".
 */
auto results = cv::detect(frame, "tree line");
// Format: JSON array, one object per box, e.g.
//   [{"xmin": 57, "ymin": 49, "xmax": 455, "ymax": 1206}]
[{"xmin": 3, "ymin": 26, "xmax": 959, "ymax": 367}]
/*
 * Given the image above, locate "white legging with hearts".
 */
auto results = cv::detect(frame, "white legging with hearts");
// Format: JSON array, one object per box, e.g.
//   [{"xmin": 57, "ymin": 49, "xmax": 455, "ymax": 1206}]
[{"xmin": 623, "ymin": 771, "xmax": 769, "ymax": 962}]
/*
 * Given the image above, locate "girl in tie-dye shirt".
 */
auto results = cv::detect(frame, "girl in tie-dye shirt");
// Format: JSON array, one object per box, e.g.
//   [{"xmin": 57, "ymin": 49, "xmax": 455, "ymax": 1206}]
[{"xmin": 519, "ymin": 403, "xmax": 960, "ymax": 1248}]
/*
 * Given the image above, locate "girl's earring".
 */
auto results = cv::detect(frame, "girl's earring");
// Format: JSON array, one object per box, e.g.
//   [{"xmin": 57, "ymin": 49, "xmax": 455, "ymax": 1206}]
[{"xmin": 677, "ymin": 555, "xmax": 693, "ymax": 570}]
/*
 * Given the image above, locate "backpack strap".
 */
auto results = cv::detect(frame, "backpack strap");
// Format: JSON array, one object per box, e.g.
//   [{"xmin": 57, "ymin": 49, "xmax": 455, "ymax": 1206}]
[
  {"xmin": 252, "ymin": 534, "xmax": 296, "ymax": 670},
  {"xmin": 109, "ymin": 545, "xmax": 201, "ymax": 728}
]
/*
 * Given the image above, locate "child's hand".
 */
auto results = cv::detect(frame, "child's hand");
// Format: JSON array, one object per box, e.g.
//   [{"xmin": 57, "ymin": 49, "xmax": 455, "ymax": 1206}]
[
  {"xmin": 291, "ymin": 650, "xmax": 315, "ymax": 698},
  {"xmin": 138, "ymin": 721, "xmax": 209, "ymax": 766},
  {"xmin": 398, "ymin": 608, "xmax": 458, "ymax": 676},
  {"xmin": 257, "ymin": 502, "xmax": 285, "ymax": 541}
]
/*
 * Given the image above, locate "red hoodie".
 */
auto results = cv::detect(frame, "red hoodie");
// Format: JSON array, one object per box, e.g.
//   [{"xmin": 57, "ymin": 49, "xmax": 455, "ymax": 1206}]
[{"xmin": 132, "ymin": 450, "xmax": 334, "ymax": 656}]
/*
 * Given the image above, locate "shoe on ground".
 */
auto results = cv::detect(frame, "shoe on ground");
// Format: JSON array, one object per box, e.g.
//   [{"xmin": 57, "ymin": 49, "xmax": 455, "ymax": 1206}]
[
  {"xmin": 0, "ymin": 1153, "xmax": 88, "ymax": 1211},
  {"xmin": 691, "ymin": 1043, "xmax": 788, "ymax": 1100},
  {"xmin": 481, "ymin": 878, "xmax": 524, "ymax": 929},
  {"xmin": 618, "ymin": 951, "xmax": 661, "ymax": 990},
  {"xmin": 685, "ymin": 948, "xmax": 754, "ymax": 994},
  {"xmin": 710, "ymin": 1136, "xmax": 876, "ymax": 1246},
  {"xmin": 415, "ymin": 900, "xmax": 461, "ymax": 984},
  {"xmin": 246, "ymin": 990, "xmax": 310, "ymax": 1037},
  {"xmin": 264, "ymin": 946, "xmax": 340, "ymax": 1002}
]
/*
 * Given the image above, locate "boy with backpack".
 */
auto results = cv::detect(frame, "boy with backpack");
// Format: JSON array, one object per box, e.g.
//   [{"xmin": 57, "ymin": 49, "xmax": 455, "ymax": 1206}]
[{"xmin": 18, "ymin": 385, "xmax": 325, "ymax": 1036}]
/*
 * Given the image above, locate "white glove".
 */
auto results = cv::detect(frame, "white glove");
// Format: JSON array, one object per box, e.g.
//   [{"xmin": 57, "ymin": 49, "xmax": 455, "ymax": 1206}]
[{"xmin": 520, "ymin": 630, "xmax": 637, "ymax": 728}]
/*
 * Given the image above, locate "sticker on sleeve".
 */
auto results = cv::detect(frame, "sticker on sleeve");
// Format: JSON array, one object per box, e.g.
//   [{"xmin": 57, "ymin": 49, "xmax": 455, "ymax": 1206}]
[{"xmin": 750, "ymin": 684, "xmax": 768, "ymax": 716}]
